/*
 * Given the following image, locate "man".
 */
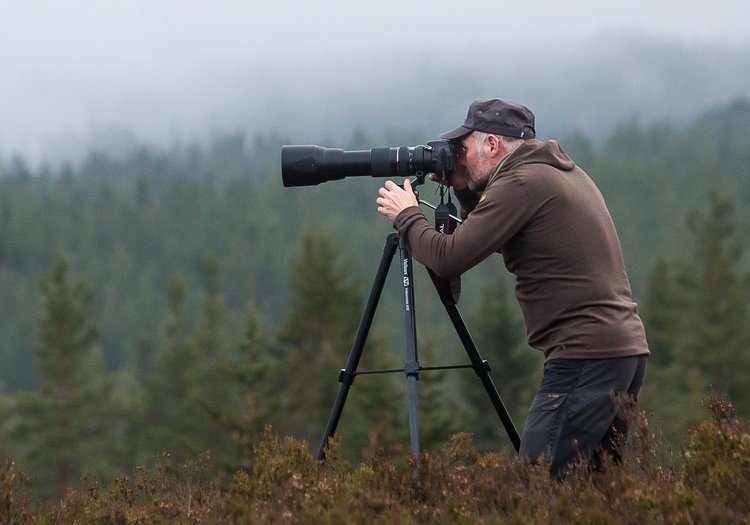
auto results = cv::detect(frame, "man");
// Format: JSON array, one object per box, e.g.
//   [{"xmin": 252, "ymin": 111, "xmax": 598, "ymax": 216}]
[{"xmin": 376, "ymin": 99, "xmax": 649, "ymax": 479}]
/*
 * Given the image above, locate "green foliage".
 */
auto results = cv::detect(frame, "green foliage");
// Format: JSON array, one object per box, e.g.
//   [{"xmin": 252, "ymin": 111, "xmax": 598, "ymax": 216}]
[
  {"xmin": 681, "ymin": 190, "xmax": 750, "ymax": 403},
  {"xmin": 3, "ymin": 254, "xmax": 125, "ymax": 501},
  {"xmin": 278, "ymin": 231, "xmax": 363, "ymax": 354},
  {"xmin": 221, "ymin": 307, "xmax": 283, "ymax": 469},
  {"xmin": 332, "ymin": 335, "xmax": 406, "ymax": 463},
  {"xmin": 275, "ymin": 230, "xmax": 365, "ymax": 445},
  {"xmin": 413, "ymin": 339, "xmax": 464, "ymax": 452},
  {"xmin": 140, "ymin": 276, "xmax": 199, "ymax": 460},
  {"xmin": 138, "ymin": 259, "xmax": 250, "ymax": 472},
  {"xmin": 640, "ymin": 188, "xmax": 750, "ymax": 442},
  {"xmin": 35, "ymin": 253, "xmax": 99, "ymax": 383},
  {"xmin": 642, "ymin": 259, "xmax": 681, "ymax": 367},
  {"xmin": 579, "ymin": 98, "xmax": 750, "ymax": 292},
  {"xmin": 465, "ymin": 279, "xmax": 539, "ymax": 450},
  {"xmin": 274, "ymin": 230, "xmax": 412, "ymax": 461}
]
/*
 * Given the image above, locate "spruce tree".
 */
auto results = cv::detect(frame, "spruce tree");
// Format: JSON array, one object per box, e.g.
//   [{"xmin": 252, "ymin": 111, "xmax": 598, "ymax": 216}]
[
  {"xmin": 187, "ymin": 255, "xmax": 238, "ymax": 470},
  {"xmin": 7, "ymin": 254, "xmax": 120, "ymax": 499},
  {"xmin": 642, "ymin": 259, "xmax": 682, "ymax": 367},
  {"xmin": 412, "ymin": 338, "xmax": 463, "ymax": 453},
  {"xmin": 641, "ymin": 189, "xmax": 750, "ymax": 441},
  {"xmin": 141, "ymin": 276, "xmax": 198, "ymax": 461},
  {"xmin": 639, "ymin": 258, "xmax": 704, "ymax": 441},
  {"xmin": 276, "ymin": 231, "xmax": 367, "ymax": 450},
  {"xmin": 227, "ymin": 307, "xmax": 282, "ymax": 468},
  {"xmin": 143, "ymin": 259, "xmax": 238, "ymax": 468},
  {"xmin": 680, "ymin": 189, "xmax": 750, "ymax": 412},
  {"xmin": 466, "ymin": 280, "xmax": 539, "ymax": 451}
]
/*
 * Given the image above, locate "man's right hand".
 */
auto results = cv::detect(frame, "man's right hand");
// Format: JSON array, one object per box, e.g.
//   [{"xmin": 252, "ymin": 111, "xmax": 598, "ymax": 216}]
[{"xmin": 430, "ymin": 164, "xmax": 469, "ymax": 191}]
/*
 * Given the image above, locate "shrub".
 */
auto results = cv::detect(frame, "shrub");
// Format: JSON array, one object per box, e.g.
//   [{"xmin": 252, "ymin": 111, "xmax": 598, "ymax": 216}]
[
  {"xmin": 682, "ymin": 397, "xmax": 750, "ymax": 522},
  {"xmin": 0, "ymin": 453, "xmax": 30, "ymax": 525},
  {"xmin": 6, "ymin": 407, "xmax": 750, "ymax": 523}
]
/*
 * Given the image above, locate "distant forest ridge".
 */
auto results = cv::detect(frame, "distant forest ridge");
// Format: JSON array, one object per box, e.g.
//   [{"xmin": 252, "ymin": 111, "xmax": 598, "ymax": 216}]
[{"xmin": 0, "ymin": 96, "xmax": 748, "ymax": 393}]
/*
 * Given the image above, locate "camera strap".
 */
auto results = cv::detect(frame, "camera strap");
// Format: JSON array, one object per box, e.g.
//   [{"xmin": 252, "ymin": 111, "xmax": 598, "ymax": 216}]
[
  {"xmin": 435, "ymin": 187, "xmax": 457, "ymax": 234},
  {"xmin": 434, "ymin": 189, "xmax": 461, "ymax": 304}
]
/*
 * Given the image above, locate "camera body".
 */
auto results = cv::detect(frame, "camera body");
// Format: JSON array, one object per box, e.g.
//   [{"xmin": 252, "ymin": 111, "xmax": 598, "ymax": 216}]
[{"xmin": 281, "ymin": 140, "xmax": 456, "ymax": 187}]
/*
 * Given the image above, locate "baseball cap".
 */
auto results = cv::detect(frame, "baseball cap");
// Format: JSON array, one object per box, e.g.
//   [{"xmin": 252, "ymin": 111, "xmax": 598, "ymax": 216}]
[{"xmin": 440, "ymin": 99, "xmax": 536, "ymax": 140}]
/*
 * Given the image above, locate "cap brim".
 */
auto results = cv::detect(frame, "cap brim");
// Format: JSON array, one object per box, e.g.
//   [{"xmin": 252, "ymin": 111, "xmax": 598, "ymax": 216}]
[{"xmin": 439, "ymin": 125, "xmax": 473, "ymax": 140}]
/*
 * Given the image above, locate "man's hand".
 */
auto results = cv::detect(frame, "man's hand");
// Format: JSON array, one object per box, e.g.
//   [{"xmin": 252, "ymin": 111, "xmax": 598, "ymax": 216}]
[
  {"xmin": 376, "ymin": 179, "xmax": 419, "ymax": 221},
  {"xmin": 429, "ymin": 165, "xmax": 470, "ymax": 191}
]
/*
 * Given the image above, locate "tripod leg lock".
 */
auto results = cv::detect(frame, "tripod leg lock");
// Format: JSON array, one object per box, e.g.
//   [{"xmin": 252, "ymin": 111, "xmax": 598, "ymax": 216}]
[
  {"xmin": 338, "ymin": 369, "xmax": 356, "ymax": 386},
  {"xmin": 404, "ymin": 359, "xmax": 420, "ymax": 378},
  {"xmin": 480, "ymin": 360, "xmax": 492, "ymax": 372}
]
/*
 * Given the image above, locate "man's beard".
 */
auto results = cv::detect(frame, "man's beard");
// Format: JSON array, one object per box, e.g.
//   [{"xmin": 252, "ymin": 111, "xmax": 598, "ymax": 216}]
[{"xmin": 467, "ymin": 152, "xmax": 496, "ymax": 193}]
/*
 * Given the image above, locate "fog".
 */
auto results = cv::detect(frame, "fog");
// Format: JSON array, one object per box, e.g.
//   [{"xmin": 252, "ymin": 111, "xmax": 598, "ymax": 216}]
[{"xmin": 2, "ymin": 0, "xmax": 749, "ymax": 165}]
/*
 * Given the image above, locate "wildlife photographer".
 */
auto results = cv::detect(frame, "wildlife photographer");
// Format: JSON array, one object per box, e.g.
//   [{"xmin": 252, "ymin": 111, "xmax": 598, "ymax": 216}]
[{"xmin": 376, "ymin": 99, "xmax": 649, "ymax": 479}]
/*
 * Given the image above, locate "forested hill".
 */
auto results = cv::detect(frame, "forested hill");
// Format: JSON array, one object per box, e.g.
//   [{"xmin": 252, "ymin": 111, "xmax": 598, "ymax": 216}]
[
  {"xmin": 1, "ymin": 97, "xmax": 749, "ymax": 501},
  {"xmin": 0, "ymin": 98, "xmax": 749, "ymax": 391}
]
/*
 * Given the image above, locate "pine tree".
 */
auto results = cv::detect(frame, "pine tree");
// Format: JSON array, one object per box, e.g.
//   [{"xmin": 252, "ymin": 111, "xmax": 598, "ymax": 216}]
[
  {"xmin": 192, "ymin": 255, "xmax": 226, "ymax": 361},
  {"xmin": 640, "ymin": 190, "xmax": 750, "ymax": 441},
  {"xmin": 226, "ymin": 307, "xmax": 282, "ymax": 468},
  {"xmin": 642, "ymin": 259, "xmax": 682, "ymax": 367},
  {"xmin": 143, "ymin": 259, "xmax": 238, "ymax": 468},
  {"xmin": 680, "ymin": 189, "xmax": 750, "ymax": 412},
  {"xmin": 466, "ymin": 280, "xmax": 539, "ymax": 451},
  {"xmin": 188, "ymin": 255, "xmax": 239, "ymax": 470},
  {"xmin": 7, "ymin": 254, "xmax": 121, "ymax": 499},
  {"xmin": 276, "ymin": 231, "xmax": 367, "ymax": 449},
  {"xmin": 413, "ymin": 337, "xmax": 463, "ymax": 453},
  {"xmin": 341, "ymin": 339, "xmax": 405, "ymax": 461},
  {"xmin": 639, "ymin": 258, "xmax": 705, "ymax": 441},
  {"xmin": 141, "ymin": 276, "xmax": 198, "ymax": 461}
]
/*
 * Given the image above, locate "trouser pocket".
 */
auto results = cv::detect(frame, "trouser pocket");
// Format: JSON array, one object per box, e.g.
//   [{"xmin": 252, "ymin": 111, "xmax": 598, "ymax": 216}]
[{"xmin": 519, "ymin": 392, "xmax": 569, "ymax": 463}]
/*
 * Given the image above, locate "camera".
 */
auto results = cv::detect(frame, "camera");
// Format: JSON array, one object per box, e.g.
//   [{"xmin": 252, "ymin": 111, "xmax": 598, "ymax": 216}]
[{"xmin": 281, "ymin": 140, "xmax": 456, "ymax": 187}]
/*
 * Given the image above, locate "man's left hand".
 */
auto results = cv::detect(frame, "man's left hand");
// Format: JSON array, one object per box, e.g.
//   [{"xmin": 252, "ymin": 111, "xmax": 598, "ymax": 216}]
[{"xmin": 376, "ymin": 179, "xmax": 419, "ymax": 221}]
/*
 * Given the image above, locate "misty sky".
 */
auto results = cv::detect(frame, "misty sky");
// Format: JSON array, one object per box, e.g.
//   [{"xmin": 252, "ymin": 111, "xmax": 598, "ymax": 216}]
[{"xmin": 2, "ymin": 0, "xmax": 749, "ymax": 164}]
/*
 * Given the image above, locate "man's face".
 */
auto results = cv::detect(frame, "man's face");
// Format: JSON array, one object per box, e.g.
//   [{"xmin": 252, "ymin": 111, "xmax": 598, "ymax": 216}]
[{"xmin": 458, "ymin": 132, "xmax": 496, "ymax": 193}]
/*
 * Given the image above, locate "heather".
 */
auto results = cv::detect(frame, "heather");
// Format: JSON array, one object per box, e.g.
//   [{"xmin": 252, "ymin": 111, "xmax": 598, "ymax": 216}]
[{"xmin": 2, "ymin": 398, "xmax": 750, "ymax": 524}]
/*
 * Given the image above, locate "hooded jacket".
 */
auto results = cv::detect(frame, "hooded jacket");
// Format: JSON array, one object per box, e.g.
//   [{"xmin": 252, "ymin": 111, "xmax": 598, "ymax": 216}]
[{"xmin": 394, "ymin": 139, "xmax": 649, "ymax": 361}]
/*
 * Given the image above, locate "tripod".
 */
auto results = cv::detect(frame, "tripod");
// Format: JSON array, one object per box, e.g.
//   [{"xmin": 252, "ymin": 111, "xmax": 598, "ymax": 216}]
[{"xmin": 316, "ymin": 232, "xmax": 520, "ymax": 461}]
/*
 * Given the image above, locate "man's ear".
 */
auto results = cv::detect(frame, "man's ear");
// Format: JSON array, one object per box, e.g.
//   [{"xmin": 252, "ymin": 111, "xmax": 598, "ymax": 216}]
[{"xmin": 486, "ymin": 134, "xmax": 503, "ymax": 158}]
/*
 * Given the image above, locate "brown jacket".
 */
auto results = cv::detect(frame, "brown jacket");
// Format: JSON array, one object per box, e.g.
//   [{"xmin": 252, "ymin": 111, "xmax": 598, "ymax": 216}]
[{"xmin": 395, "ymin": 139, "xmax": 649, "ymax": 361}]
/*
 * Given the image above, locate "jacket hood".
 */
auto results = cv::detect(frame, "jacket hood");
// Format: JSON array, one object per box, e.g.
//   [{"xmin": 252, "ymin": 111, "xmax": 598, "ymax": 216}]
[{"xmin": 502, "ymin": 139, "xmax": 575, "ymax": 173}]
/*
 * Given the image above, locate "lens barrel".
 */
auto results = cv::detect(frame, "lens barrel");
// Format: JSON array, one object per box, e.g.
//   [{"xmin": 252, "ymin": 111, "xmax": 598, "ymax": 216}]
[{"xmin": 281, "ymin": 142, "xmax": 454, "ymax": 187}]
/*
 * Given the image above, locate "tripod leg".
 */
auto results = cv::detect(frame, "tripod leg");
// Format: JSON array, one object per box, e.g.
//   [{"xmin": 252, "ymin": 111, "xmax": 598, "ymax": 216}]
[
  {"xmin": 397, "ymin": 236, "xmax": 423, "ymax": 481},
  {"xmin": 398, "ymin": 236, "xmax": 421, "ymax": 461},
  {"xmin": 316, "ymin": 234, "xmax": 399, "ymax": 461},
  {"xmin": 428, "ymin": 271, "xmax": 521, "ymax": 452}
]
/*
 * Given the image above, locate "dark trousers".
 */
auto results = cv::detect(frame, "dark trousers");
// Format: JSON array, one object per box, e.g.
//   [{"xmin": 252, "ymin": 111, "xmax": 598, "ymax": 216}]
[{"xmin": 519, "ymin": 355, "xmax": 647, "ymax": 479}]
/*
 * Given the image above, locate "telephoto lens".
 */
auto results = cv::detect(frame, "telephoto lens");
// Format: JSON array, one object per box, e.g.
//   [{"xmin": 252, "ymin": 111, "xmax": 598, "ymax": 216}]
[{"xmin": 281, "ymin": 141, "xmax": 455, "ymax": 187}]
